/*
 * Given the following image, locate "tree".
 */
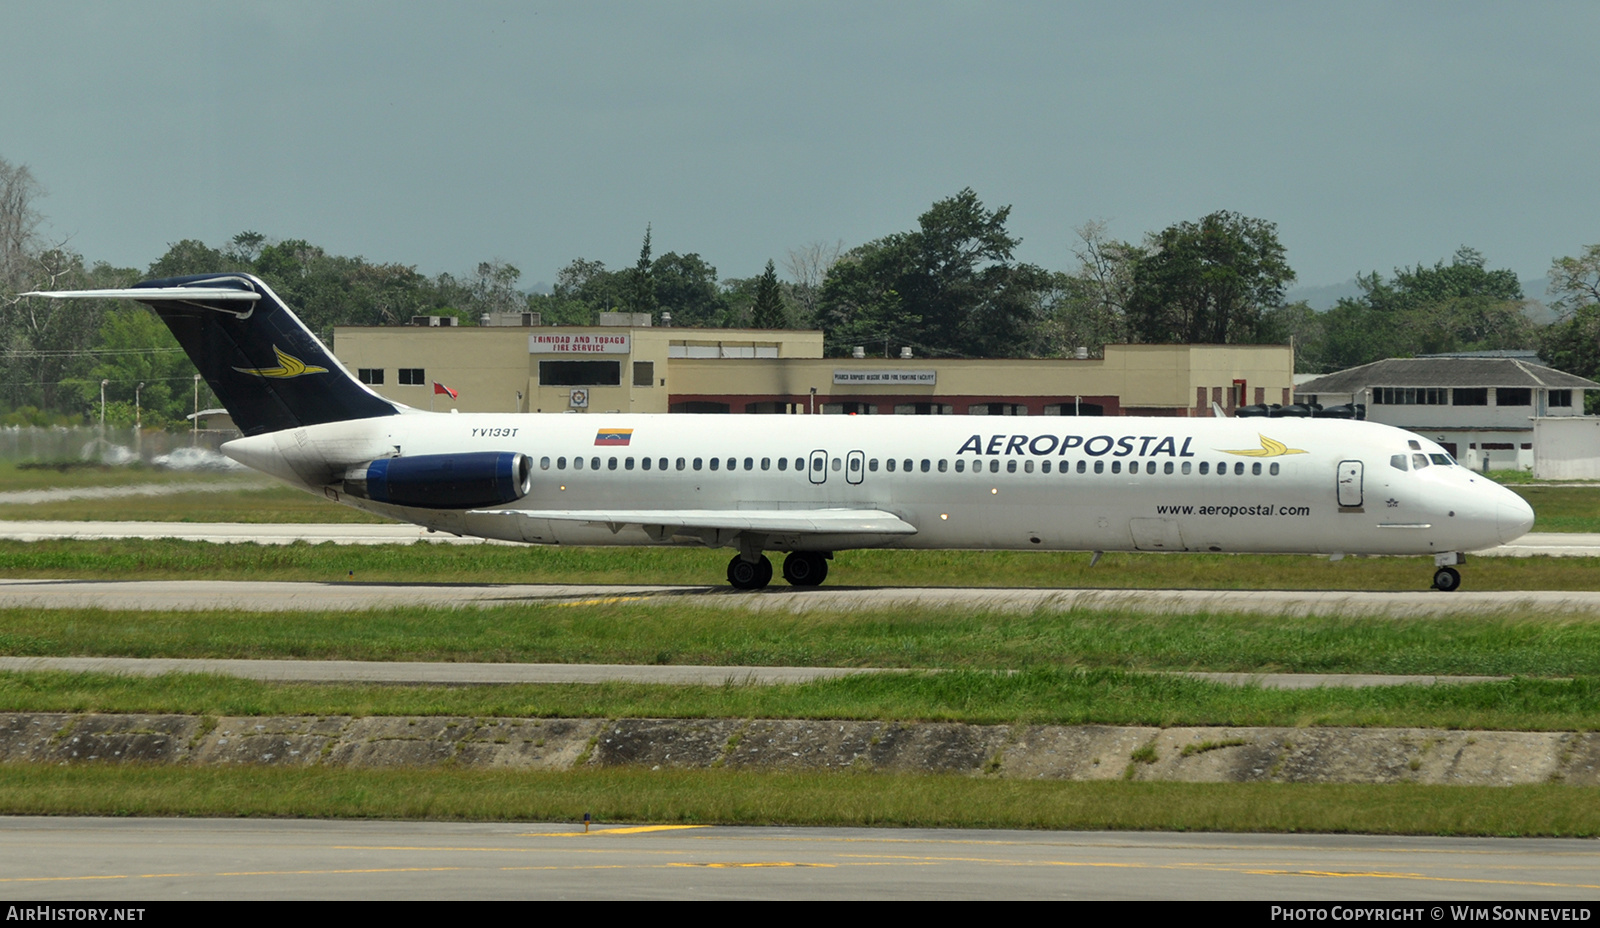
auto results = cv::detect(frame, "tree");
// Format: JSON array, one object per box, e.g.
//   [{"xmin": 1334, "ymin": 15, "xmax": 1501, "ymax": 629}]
[
  {"xmin": 751, "ymin": 260, "xmax": 786, "ymax": 329},
  {"xmin": 1124, "ymin": 211, "xmax": 1294, "ymax": 344},
  {"xmin": 624, "ymin": 225, "xmax": 656, "ymax": 318},
  {"xmin": 782, "ymin": 240, "xmax": 843, "ymax": 329},
  {"xmin": 819, "ymin": 188, "xmax": 1051, "ymax": 357},
  {"xmin": 1038, "ymin": 221, "xmax": 1140, "ymax": 357},
  {"xmin": 650, "ymin": 251, "xmax": 727, "ymax": 327},
  {"xmin": 1539, "ymin": 244, "xmax": 1600, "ymax": 411},
  {"xmin": 1319, "ymin": 247, "xmax": 1532, "ymax": 370},
  {"xmin": 0, "ymin": 157, "xmax": 44, "ymax": 295}
]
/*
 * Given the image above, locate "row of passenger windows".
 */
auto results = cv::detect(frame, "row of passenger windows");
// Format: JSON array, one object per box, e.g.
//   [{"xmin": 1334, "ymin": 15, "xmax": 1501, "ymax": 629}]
[{"xmin": 537, "ymin": 455, "xmax": 1284, "ymax": 477}]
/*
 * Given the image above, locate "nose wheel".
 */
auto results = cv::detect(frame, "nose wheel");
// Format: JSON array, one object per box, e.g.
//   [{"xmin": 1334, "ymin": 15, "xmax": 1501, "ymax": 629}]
[
  {"xmin": 1432, "ymin": 566, "xmax": 1461, "ymax": 592},
  {"xmin": 727, "ymin": 554, "xmax": 773, "ymax": 590}
]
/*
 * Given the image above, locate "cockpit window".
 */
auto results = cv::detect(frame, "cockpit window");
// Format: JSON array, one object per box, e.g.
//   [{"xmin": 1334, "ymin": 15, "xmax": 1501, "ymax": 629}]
[
  {"xmin": 1407, "ymin": 440, "xmax": 1421, "ymax": 450},
  {"xmin": 1412, "ymin": 453, "xmax": 1430, "ymax": 469},
  {"xmin": 1390, "ymin": 454, "xmax": 1408, "ymax": 471},
  {"xmin": 1430, "ymin": 453, "xmax": 1453, "ymax": 466}
]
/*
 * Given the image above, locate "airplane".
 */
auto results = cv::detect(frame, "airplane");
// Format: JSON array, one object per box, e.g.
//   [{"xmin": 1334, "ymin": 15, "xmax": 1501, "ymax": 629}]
[{"xmin": 25, "ymin": 272, "xmax": 1535, "ymax": 592}]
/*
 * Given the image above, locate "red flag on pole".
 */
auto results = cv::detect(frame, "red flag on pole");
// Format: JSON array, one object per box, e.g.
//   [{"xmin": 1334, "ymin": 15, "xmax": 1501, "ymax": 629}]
[{"xmin": 433, "ymin": 382, "xmax": 458, "ymax": 399}]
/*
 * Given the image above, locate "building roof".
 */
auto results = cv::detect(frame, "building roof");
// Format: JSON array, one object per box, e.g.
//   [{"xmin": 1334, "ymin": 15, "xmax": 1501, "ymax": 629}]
[{"xmin": 1298, "ymin": 358, "xmax": 1600, "ymax": 394}]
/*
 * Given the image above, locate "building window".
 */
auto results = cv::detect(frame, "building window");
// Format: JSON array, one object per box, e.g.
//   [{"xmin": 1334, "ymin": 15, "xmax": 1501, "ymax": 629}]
[
  {"xmin": 398, "ymin": 368, "xmax": 424, "ymax": 385},
  {"xmin": 1373, "ymin": 387, "xmax": 1446, "ymax": 405},
  {"xmin": 1452, "ymin": 388, "xmax": 1488, "ymax": 406},
  {"xmin": 1550, "ymin": 390, "xmax": 1573, "ymax": 407},
  {"xmin": 358, "ymin": 368, "xmax": 384, "ymax": 385},
  {"xmin": 539, "ymin": 360, "xmax": 621, "ymax": 386},
  {"xmin": 633, "ymin": 361, "xmax": 654, "ymax": 387},
  {"xmin": 1497, "ymin": 387, "xmax": 1532, "ymax": 406}
]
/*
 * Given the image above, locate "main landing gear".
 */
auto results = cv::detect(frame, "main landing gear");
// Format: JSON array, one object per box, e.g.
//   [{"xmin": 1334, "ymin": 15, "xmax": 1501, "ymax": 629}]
[
  {"xmin": 1432, "ymin": 552, "xmax": 1464, "ymax": 592},
  {"xmin": 724, "ymin": 551, "xmax": 830, "ymax": 590}
]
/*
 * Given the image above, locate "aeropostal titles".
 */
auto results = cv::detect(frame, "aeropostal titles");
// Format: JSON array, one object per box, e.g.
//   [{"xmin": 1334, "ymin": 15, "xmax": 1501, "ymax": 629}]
[{"xmin": 958, "ymin": 433, "xmax": 1198, "ymax": 458}]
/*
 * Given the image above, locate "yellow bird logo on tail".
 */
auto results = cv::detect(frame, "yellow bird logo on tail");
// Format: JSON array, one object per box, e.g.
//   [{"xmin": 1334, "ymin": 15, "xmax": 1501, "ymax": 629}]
[
  {"xmin": 233, "ymin": 345, "xmax": 329, "ymax": 379},
  {"xmin": 1219, "ymin": 434, "xmax": 1309, "ymax": 457}
]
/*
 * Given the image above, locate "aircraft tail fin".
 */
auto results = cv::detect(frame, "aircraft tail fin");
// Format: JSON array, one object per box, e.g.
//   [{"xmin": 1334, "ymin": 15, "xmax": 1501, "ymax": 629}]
[{"xmin": 23, "ymin": 273, "xmax": 401, "ymax": 436}]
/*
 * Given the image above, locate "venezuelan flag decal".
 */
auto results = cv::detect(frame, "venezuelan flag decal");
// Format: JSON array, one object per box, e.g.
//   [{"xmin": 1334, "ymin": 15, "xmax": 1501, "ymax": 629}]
[{"xmin": 595, "ymin": 428, "xmax": 634, "ymax": 446}]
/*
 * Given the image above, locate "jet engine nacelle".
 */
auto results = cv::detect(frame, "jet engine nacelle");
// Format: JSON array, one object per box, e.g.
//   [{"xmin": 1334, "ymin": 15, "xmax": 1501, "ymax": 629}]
[{"xmin": 342, "ymin": 451, "xmax": 532, "ymax": 510}]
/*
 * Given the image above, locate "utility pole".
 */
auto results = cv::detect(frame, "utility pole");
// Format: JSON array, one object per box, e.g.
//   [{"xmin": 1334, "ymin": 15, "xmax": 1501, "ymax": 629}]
[
  {"xmin": 193, "ymin": 374, "xmax": 200, "ymax": 445},
  {"xmin": 99, "ymin": 380, "xmax": 108, "ymax": 435},
  {"xmin": 135, "ymin": 382, "xmax": 144, "ymax": 457}
]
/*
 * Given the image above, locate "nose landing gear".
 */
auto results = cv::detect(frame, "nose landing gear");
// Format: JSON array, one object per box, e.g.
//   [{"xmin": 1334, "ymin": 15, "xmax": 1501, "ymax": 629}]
[{"xmin": 1432, "ymin": 552, "xmax": 1464, "ymax": 592}]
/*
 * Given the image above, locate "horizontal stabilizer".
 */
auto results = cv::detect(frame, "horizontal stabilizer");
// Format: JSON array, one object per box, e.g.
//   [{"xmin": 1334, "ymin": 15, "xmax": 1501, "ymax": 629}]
[
  {"xmin": 472, "ymin": 508, "xmax": 918, "ymax": 536},
  {"xmin": 22, "ymin": 287, "xmax": 261, "ymax": 303}
]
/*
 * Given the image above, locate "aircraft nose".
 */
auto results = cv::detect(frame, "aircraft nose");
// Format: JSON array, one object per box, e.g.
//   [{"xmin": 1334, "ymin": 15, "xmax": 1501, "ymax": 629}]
[{"xmin": 1498, "ymin": 493, "xmax": 1535, "ymax": 544}]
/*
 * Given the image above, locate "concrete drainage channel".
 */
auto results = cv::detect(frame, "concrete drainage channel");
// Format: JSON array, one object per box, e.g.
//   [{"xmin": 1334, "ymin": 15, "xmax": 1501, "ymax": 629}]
[{"xmin": 4, "ymin": 713, "xmax": 1599, "ymax": 786}]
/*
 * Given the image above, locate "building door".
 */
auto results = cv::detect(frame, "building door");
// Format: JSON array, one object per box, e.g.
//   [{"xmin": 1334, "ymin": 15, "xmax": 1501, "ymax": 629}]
[
  {"xmin": 845, "ymin": 450, "xmax": 865, "ymax": 485},
  {"xmin": 1337, "ymin": 460, "xmax": 1364, "ymax": 508},
  {"xmin": 809, "ymin": 449, "xmax": 828, "ymax": 485}
]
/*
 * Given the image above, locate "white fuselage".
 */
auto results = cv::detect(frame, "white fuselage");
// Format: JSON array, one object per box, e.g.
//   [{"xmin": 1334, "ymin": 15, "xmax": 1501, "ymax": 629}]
[{"xmin": 222, "ymin": 411, "xmax": 1534, "ymax": 558}]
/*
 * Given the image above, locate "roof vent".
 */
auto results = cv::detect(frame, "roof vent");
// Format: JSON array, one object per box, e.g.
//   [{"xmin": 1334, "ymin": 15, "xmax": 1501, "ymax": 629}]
[{"xmin": 900, "ymin": 346, "xmax": 913, "ymax": 359}]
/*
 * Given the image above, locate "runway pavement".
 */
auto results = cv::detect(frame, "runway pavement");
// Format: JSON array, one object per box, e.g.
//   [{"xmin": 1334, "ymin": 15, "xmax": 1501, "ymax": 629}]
[
  {"xmin": 3, "ymin": 576, "xmax": 1599, "ymax": 615},
  {"xmin": 2, "ymin": 520, "xmax": 1598, "ymax": 555},
  {"xmin": 2, "ymin": 818, "xmax": 1596, "ymax": 900}
]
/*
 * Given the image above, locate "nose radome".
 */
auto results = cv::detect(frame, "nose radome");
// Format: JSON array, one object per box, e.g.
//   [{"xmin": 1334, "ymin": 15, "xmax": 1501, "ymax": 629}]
[{"xmin": 1498, "ymin": 494, "xmax": 1535, "ymax": 543}]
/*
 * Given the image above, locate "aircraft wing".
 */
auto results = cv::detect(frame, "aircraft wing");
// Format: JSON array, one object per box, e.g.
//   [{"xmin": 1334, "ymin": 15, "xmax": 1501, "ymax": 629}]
[{"xmin": 471, "ymin": 508, "xmax": 918, "ymax": 536}]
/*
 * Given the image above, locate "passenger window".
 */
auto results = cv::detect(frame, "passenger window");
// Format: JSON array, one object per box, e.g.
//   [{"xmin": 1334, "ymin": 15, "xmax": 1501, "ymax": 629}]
[
  {"xmin": 574, "ymin": 457, "xmax": 584, "ymax": 471},
  {"xmin": 1042, "ymin": 461, "xmax": 1051, "ymax": 474},
  {"xmin": 778, "ymin": 457, "xmax": 787, "ymax": 471},
  {"xmin": 762, "ymin": 458, "xmax": 771, "ymax": 470},
  {"xmin": 1023, "ymin": 460, "xmax": 1033, "ymax": 473},
  {"xmin": 1413, "ymin": 453, "xmax": 1430, "ymax": 469},
  {"xmin": 989, "ymin": 460, "xmax": 999, "ymax": 474},
  {"xmin": 833, "ymin": 458, "xmax": 843, "ymax": 472},
  {"xmin": 745, "ymin": 457, "xmax": 754, "ymax": 471},
  {"xmin": 1270, "ymin": 462, "xmax": 1280, "ymax": 475},
  {"xmin": 1430, "ymin": 454, "xmax": 1452, "ymax": 466},
  {"xmin": 904, "ymin": 459, "xmax": 913, "ymax": 472},
  {"xmin": 1391, "ymin": 455, "xmax": 1408, "ymax": 471},
  {"xmin": 812, "ymin": 457, "xmax": 823, "ymax": 472},
  {"xmin": 557, "ymin": 456, "xmax": 567, "ymax": 470},
  {"xmin": 1233, "ymin": 462, "xmax": 1243, "ymax": 475},
  {"xmin": 869, "ymin": 458, "xmax": 879, "ymax": 472},
  {"xmin": 1077, "ymin": 460, "xmax": 1087, "ymax": 474},
  {"xmin": 540, "ymin": 456, "xmax": 550, "ymax": 470},
  {"xmin": 886, "ymin": 458, "xmax": 897, "ymax": 472},
  {"xmin": 676, "ymin": 457, "xmax": 686, "ymax": 471},
  {"xmin": 590, "ymin": 457, "xmax": 600, "ymax": 470},
  {"xmin": 693, "ymin": 458, "xmax": 703, "ymax": 471},
  {"xmin": 795, "ymin": 458, "xmax": 805, "ymax": 471},
  {"xmin": 1111, "ymin": 461, "xmax": 1121, "ymax": 474},
  {"xmin": 937, "ymin": 459, "xmax": 947, "ymax": 472},
  {"xmin": 954, "ymin": 459, "xmax": 964, "ymax": 473},
  {"xmin": 1252, "ymin": 462, "xmax": 1261, "ymax": 476},
  {"xmin": 1093, "ymin": 461, "xmax": 1104, "ymax": 474},
  {"xmin": 850, "ymin": 457, "xmax": 861, "ymax": 473},
  {"xmin": 1164, "ymin": 461, "xmax": 1174, "ymax": 475},
  {"xmin": 624, "ymin": 457, "xmax": 633, "ymax": 470},
  {"xmin": 1006, "ymin": 460, "xmax": 1017, "ymax": 473},
  {"xmin": 920, "ymin": 459, "xmax": 930, "ymax": 473},
  {"xmin": 1181, "ymin": 462, "xmax": 1191, "ymax": 474},
  {"xmin": 1199, "ymin": 462, "xmax": 1209, "ymax": 475},
  {"xmin": 641, "ymin": 457, "xmax": 651, "ymax": 471},
  {"xmin": 710, "ymin": 458, "xmax": 719, "ymax": 471},
  {"xmin": 728, "ymin": 458, "xmax": 737, "ymax": 471}
]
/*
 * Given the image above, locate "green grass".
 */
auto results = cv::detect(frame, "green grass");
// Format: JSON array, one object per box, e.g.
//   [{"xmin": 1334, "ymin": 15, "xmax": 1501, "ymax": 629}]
[
  {"xmin": 0, "ymin": 459, "xmax": 244, "ymax": 492},
  {"xmin": 0, "ymin": 538, "xmax": 1595, "ymax": 589},
  {"xmin": 0, "ymin": 765, "xmax": 1594, "ymax": 835},
  {"xmin": 4, "ymin": 670, "xmax": 1598, "ymax": 730},
  {"xmin": 1510, "ymin": 486, "xmax": 1600, "ymax": 533},
  {"xmin": 0, "ymin": 484, "xmax": 394, "ymax": 523},
  {"xmin": 5, "ymin": 603, "xmax": 1600, "ymax": 676}
]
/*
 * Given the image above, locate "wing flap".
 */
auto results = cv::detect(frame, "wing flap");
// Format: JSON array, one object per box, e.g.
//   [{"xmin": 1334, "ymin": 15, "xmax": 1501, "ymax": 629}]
[{"xmin": 471, "ymin": 508, "xmax": 917, "ymax": 536}]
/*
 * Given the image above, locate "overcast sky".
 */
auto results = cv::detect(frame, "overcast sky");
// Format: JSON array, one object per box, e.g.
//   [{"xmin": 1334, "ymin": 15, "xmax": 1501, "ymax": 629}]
[{"xmin": 4, "ymin": 1, "xmax": 1596, "ymax": 290}]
